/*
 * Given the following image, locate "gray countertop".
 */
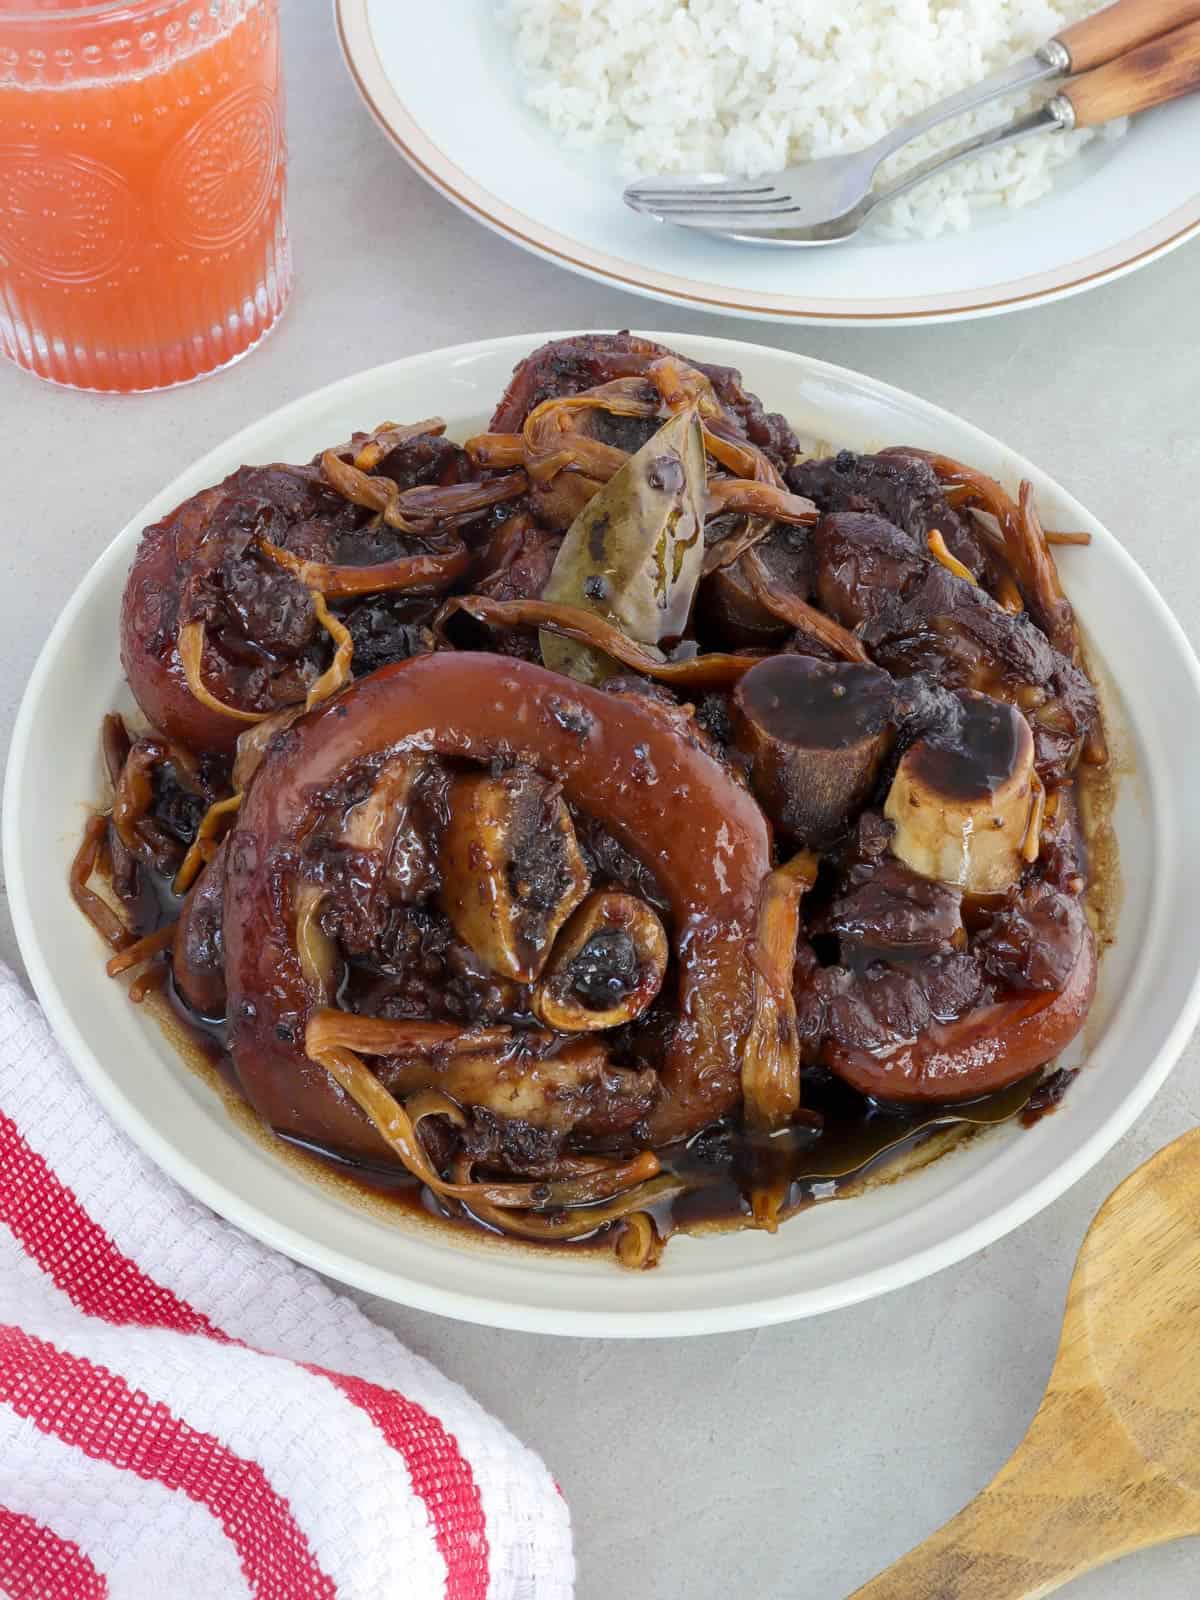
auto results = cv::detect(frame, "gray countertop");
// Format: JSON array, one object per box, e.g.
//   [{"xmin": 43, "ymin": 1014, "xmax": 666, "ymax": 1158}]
[{"xmin": 3, "ymin": 4, "xmax": 1198, "ymax": 1595}]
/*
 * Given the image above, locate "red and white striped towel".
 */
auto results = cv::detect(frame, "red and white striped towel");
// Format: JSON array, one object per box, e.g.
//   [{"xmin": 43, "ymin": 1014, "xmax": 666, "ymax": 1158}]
[{"xmin": 0, "ymin": 963, "xmax": 574, "ymax": 1599}]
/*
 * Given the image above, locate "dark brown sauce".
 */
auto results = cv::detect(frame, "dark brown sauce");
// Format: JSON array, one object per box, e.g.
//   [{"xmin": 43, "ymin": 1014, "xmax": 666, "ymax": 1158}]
[
  {"xmin": 910, "ymin": 693, "xmax": 1025, "ymax": 802},
  {"xmin": 106, "ymin": 676, "xmax": 1120, "ymax": 1265},
  {"xmin": 285, "ymin": 1072, "xmax": 1032, "ymax": 1250},
  {"xmin": 1019, "ymin": 1065, "xmax": 1079, "ymax": 1127},
  {"xmin": 150, "ymin": 942, "xmax": 1038, "ymax": 1257},
  {"xmin": 739, "ymin": 655, "xmax": 894, "ymax": 751}
]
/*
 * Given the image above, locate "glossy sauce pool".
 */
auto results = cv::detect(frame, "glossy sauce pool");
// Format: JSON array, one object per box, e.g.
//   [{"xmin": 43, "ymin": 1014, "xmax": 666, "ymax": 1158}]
[
  {"xmin": 143, "ymin": 976, "xmax": 1042, "ymax": 1260},
  {"xmin": 110, "ymin": 715, "xmax": 1120, "ymax": 1266}
]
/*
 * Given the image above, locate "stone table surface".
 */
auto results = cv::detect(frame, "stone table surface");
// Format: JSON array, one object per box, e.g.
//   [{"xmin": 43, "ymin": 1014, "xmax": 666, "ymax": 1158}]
[{"xmin": 2, "ymin": 3, "xmax": 1198, "ymax": 1595}]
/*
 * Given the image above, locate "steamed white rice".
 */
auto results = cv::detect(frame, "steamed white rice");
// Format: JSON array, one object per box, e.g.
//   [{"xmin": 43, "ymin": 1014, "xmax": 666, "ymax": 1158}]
[{"xmin": 505, "ymin": 0, "xmax": 1124, "ymax": 238}]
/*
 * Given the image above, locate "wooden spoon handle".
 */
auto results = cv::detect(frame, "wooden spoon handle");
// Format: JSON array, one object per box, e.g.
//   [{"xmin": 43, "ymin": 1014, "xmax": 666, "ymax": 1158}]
[
  {"xmin": 1056, "ymin": 0, "xmax": 1200, "ymax": 73},
  {"xmin": 1061, "ymin": 18, "xmax": 1200, "ymax": 126},
  {"xmin": 850, "ymin": 1387, "xmax": 1197, "ymax": 1600}
]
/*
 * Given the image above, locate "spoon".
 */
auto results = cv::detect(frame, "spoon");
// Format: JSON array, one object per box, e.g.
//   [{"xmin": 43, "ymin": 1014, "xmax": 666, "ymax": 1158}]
[{"xmin": 852, "ymin": 1126, "xmax": 1200, "ymax": 1597}]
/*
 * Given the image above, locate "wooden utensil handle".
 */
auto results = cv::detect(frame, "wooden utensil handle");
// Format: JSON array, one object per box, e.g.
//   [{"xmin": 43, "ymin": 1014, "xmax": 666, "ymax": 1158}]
[
  {"xmin": 1063, "ymin": 17, "xmax": 1200, "ymax": 127},
  {"xmin": 849, "ymin": 1490, "xmax": 1068, "ymax": 1598},
  {"xmin": 1056, "ymin": 0, "xmax": 1200, "ymax": 72},
  {"xmin": 849, "ymin": 1388, "xmax": 1197, "ymax": 1600}
]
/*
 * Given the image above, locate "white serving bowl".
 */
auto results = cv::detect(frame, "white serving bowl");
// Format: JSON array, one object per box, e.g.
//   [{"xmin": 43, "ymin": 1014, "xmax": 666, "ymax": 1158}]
[{"xmin": 6, "ymin": 333, "xmax": 1199, "ymax": 1337}]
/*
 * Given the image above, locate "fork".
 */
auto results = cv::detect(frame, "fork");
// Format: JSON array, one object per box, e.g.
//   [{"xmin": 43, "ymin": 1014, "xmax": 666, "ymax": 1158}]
[{"xmin": 623, "ymin": 0, "xmax": 1200, "ymax": 246}]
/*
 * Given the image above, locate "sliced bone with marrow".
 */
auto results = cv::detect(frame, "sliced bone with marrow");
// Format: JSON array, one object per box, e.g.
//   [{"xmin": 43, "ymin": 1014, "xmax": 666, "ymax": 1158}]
[
  {"xmin": 438, "ymin": 766, "xmax": 590, "ymax": 983},
  {"xmin": 733, "ymin": 654, "xmax": 896, "ymax": 850},
  {"xmin": 533, "ymin": 891, "xmax": 668, "ymax": 1032},
  {"xmin": 884, "ymin": 690, "xmax": 1039, "ymax": 895}
]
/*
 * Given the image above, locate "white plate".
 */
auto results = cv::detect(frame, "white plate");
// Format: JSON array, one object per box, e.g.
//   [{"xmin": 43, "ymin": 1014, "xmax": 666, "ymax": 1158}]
[
  {"xmin": 335, "ymin": 0, "xmax": 1200, "ymax": 326},
  {"xmin": 6, "ymin": 332, "xmax": 1200, "ymax": 1337}
]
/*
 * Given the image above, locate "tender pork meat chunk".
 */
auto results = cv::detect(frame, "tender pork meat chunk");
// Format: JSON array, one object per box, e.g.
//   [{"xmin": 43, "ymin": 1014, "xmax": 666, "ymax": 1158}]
[
  {"xmin": 457, "ymin": 1051, "xmax": 660, "ymax": 1173},
  {"xmin": 458, "ymin": 1109, "xmax": 563, "ymax": 1177},
  {"xmin": 798, "ymin": 808, "xmax": 991, "ymax": 1063},
  {"xmin": 340, "ymin": 595, "xmax": 435, "ymax": 677},
  {"xmin": 312, "ymin": 844, "xmax": 402, "ymax": 957},
  {"xmin": 828, "ymin": 858, "xmax": 965, "ymax": 963},
  {"xmin": 474, "ymin": 515, "xmax": 562, "ymax": 605},
  {"xmin": 809, "ymin": 509, "xmax": 1103, "ymax": 782},
  {"xmin": 813, "ymin": 517, "xmax": 1054, "ymax": 700},
  {"xmin": 585, "ymin": 404, "xmax": 662, "ymax": 457},
  {"xmin": 788, "ymin": 449, "xmax": 987, "ymax": 577},
  {"xmin": 323, "ymin": 518, "xmax": 434, "ymax": 570},
  {"xmin": 351, "ymin": 906, "xmax": 529, "ymax": 1025},
  {"xmin": 437, "ymin": 516, "xmax": 564, "ymax": 661},
  {"xmin": 814, "ymin": 512, "xmax": 926, "ymax": 630},
  {"xmin": 223, "ymin": 462, "xmax": 362, "ymax": 534},
  {"xmin": 863, "ymin": 567, "xmax": 1098, "ymax": 783},
  {"xmin": 756, "ymin": 522, "xmax": 813, "ymax": 587},
  {"xmin": 490, "ymin": 331, "xmax": 800, "ymax": 472},
  {"xmin": 130, "ymin": 452, "xmax": 464, "ymax": 744},
  {"xmin": 186, "ymin": 464, "xmax": 368, "ymax": 577},
  {"xmin": 974, "ymin": 886, "xmax": 1089, "ymax": 993},
  {"xmin": 441, "ymin": 937, "xmax": 528, "ymax": 1023},
  {"xmin": 370, "ymin": 430, "xmax": 468, "ymax": 492},
  {"xmin": 866, "ymin": 566, "xmax": 1054, "ymax": 681},
  {"xmin": 380, "ymin": 1042, "xmax": 661, "ymax": 1167},
  {"xmin": 207, "ymin": 441, "xmax": 470, "ymax": 575},
  {"xmin": 214, "ymin": 554, "xmax": 317, "ymax": 658},
  {"xmin": 167, "ymin": 475, "xmax": 332, "ymax": 665},
  {"xmin": 698, "ymin": 521, "xmax": 815, "ymax": 649},
  {"xmin": 797, "ymin": 951, "xmax": 986, "ymax": 1059}
]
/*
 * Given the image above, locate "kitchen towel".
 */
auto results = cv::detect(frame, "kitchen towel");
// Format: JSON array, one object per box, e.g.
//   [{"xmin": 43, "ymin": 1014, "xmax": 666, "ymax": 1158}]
[{"xmin": 0, "ymin": 962, "xmax": 574, "ymax": 1599}]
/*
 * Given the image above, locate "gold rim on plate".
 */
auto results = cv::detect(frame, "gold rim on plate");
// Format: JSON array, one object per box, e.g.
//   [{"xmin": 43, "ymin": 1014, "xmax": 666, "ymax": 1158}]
[{"xmin": 335, "ymin": 0, "xmax": 1200, "ymax": 326}]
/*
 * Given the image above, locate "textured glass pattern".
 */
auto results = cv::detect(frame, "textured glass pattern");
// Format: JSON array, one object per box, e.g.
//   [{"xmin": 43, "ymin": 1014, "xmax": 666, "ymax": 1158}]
[{"xmin": 0, "ymin": 0, "xmax": 290, "ymax": 391}]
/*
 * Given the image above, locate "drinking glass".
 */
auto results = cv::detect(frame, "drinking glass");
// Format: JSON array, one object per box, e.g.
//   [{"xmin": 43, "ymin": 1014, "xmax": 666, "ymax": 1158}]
[{"xmin": 0, "ymin": 0, "xmax": 290, "ymax": 391}]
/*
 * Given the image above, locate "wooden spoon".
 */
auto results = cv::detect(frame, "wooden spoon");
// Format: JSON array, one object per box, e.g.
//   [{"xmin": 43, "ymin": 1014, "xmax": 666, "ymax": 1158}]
[{"xmin": 853, "ymin": 1127, "xmax": 1200, "ymax": 1598}]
